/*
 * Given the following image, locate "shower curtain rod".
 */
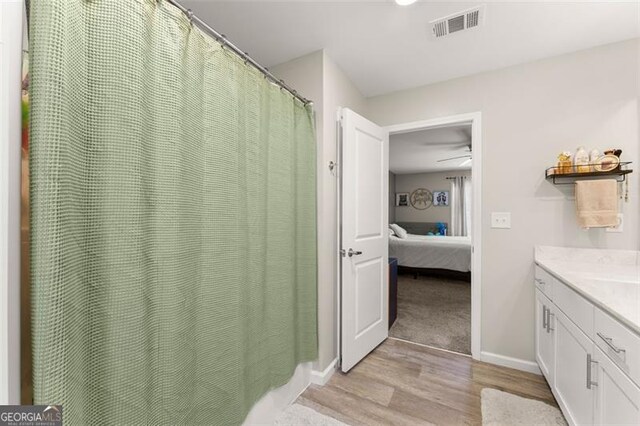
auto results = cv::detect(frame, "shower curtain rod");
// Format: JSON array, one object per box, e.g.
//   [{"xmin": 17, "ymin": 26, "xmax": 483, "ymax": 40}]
[{"xmin": 166, "ymin": 0, "xmax": 312, "ymax": 106}]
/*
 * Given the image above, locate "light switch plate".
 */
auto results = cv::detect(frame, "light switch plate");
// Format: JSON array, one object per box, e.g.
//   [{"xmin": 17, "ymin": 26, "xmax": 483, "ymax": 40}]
[
  {"xmin": 491, "ymin": 212, "xmax": 511, "ymax": 229},
  {"xmin": 605, "ymin": 214, "xmax": 624, "ymax": 233}
]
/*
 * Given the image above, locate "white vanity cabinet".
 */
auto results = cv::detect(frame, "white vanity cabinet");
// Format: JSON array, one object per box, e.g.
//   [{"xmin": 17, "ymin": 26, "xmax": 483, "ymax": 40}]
[{"xmin": 534, "ymin": 264, "xmax": 640, "ymax": 426}]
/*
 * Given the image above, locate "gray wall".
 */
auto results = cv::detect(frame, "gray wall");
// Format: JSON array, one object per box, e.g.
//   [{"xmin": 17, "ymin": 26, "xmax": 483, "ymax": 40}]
[
  {"xmin": 367, "ymin": 39, "xmax": 639, "ymax": 363},
  {"xmin": 271, "ymin": 50, "xmax": 367, "ymax": 372},
  {"xmin": 394, "ymin": 170, "xmax": 471, "ymax": 224}
]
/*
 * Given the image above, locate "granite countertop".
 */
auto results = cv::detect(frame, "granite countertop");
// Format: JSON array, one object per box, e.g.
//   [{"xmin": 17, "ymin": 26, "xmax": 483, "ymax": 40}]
[{"xmin": 535, "ymin": 245, "xmax": 640, "ymax": 335}]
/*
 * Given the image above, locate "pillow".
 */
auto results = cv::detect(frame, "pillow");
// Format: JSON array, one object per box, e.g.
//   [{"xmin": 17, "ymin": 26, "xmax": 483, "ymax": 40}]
[
  {"xmin": 389, "ymin": 223, "xmax": 408, "ymax": 239},
  {"xmin": 388, "ymin": 227, "xmax": 396, "ymax": 236}
]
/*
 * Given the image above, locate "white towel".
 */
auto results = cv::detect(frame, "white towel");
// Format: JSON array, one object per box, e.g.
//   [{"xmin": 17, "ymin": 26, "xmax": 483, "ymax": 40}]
[{"xmin": 575, "ymin": 180, "xmax": 618, "ymax": 228}]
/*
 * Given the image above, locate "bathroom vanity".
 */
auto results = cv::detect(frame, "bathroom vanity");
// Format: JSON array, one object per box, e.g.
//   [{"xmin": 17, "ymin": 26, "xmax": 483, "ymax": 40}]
[{"xmin": 534, "ymin": 246, "xmax": 640, "ymax": 426}]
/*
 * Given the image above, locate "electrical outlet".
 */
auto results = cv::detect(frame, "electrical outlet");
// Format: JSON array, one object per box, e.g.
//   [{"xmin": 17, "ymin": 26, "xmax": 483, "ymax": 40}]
[
  {"xmin": 491, "ymin": 212, "xmax": 511, "ymax": 229},
  {"xmin": 606, "ymin": 214, "xmax": 624, "ymax": 233}
]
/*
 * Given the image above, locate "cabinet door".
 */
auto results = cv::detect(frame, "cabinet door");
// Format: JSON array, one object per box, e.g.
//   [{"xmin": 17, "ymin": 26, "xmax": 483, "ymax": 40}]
[
  {"xmin": 535, "ymin": 289, "xmax": 554, "ymax": 385},
  {"xmin": 554, "ymin": 309, "xmax": 594, "ymax": 426},
  {"xmin": 594, "ymin": 346, "xmax": 640, "ymax": 425}
]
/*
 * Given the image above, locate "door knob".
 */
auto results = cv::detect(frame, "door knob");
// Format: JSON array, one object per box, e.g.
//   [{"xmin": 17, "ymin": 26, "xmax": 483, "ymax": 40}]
[{"xmin": 348, "ymin": 248, "xmax": 363, "ymax": 257}]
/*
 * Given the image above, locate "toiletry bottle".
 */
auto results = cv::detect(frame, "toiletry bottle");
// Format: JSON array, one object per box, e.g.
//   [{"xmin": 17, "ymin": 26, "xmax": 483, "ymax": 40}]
[
  {"xmin": 557, "ymin": 151, "xmax": 572, "ymax": 174},
  {"xmin": 589, "ymin": 149, "xmax": 600, "ymax": 171},
  {"xmin": 574, "ymin": 146, "xmax": 589, "ymax": 173}
]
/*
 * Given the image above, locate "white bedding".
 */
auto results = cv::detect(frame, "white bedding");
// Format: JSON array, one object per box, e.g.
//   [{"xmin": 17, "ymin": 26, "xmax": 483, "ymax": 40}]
[{"xmin": 389, "ymin": 234, "xmax": 471, "ymax": 272}]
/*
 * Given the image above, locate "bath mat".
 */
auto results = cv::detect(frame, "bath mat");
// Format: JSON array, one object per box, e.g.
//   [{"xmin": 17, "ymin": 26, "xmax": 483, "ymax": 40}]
[
  {"xmin": 273, "ymin": 403, "xmax": 348, "ymax": 425},
  {"xmin": 481, "ymin": 388, "xmax": 566, "ymax": 426}
]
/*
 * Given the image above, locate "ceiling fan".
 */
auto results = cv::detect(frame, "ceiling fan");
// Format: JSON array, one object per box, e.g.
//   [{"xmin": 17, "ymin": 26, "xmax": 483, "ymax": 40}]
[{"xmin": 437, "ymin": 144, "xmax": 472, "ymax": 166}]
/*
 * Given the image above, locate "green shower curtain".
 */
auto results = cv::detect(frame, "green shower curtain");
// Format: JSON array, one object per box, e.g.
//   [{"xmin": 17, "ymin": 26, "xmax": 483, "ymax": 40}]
[{"xmin": 29, "ymin": 1, "xmax": 317, "ymax": 424}]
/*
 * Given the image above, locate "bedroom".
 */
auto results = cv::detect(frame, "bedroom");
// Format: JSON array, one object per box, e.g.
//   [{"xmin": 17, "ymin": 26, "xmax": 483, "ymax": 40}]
[{"xmin": 388, "ymin": 122, "xmax": 473, "ymax": 355}]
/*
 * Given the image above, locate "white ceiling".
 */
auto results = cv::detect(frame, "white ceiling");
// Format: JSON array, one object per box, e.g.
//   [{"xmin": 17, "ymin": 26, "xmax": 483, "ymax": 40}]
[
  {"xmin": 390, "ymin": 124, "xmax": 472, "ymax": 174},
  {"xmin": 180, "ymin": 0, "xmax": 639, "ymax": 97}
]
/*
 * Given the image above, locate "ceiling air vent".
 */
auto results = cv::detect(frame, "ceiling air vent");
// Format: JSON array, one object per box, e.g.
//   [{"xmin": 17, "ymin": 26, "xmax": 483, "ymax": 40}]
[{"xmin": 430, "ymin": 5, "xmax": 485, "ymax": 39}]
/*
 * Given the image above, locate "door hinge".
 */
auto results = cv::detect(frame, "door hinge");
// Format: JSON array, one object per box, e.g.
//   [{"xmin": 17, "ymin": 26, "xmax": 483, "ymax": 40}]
[{"xmin": 340, "ymin": 248, "xmax": 346, "ymax": 257}]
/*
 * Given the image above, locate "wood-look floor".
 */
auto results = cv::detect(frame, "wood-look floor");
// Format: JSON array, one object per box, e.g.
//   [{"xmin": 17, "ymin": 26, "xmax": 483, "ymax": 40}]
[{"xmin": 298, "ymin": 339, "xmax": 557, "ymax": 425}]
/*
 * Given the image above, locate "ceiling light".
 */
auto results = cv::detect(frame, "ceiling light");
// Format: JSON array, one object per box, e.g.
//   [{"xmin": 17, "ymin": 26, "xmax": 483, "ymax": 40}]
[{"xmin": 395, "ymin": 0, "xmax": 417, "ymax": 5}]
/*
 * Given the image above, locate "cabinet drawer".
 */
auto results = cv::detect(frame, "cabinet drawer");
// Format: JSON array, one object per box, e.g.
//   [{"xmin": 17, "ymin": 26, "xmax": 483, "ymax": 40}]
[
  {"xmin": 554, "ymin": 279, "xmax": 594, "ymax": 337},
  {"xmin": 595, "ymin": 307, "xmax": 640, "ymax": 387},
  {"xmin": 534, "ymin": 264, "xmax": 554, "ymax": 298}
]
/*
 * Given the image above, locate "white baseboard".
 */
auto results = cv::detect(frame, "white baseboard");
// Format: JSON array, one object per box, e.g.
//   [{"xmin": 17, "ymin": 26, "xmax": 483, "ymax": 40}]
[
  {"xmin": 480, "ymin": 351, "xmax": 541, "ymax": 375},
  {"xmin": 310, "ymin": 358, "xmax": 337, "ymax": 386}
]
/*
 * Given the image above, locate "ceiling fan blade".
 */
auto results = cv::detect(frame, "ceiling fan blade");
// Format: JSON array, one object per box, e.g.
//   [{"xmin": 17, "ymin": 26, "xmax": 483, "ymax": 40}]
[
  {"xmin": 421, "ymin": 142, "xmax": 469, "ymax": 147},
  {"xmin": 437, "ymin": 154, "xmax": 472, "ymax": 162}
]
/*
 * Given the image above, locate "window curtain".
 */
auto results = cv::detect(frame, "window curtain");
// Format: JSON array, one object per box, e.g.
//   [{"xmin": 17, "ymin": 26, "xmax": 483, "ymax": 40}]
[
  {"xmin": 450, "ymin": 177, "xmax": 471, "ymax": 236},
  {"xmin": 29, "ymin": 1, "xmax": 317, "ymax": 424}
]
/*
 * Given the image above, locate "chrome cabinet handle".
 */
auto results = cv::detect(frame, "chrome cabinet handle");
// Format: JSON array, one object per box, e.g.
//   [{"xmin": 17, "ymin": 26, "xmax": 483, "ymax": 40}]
[
  {"xmin": 586, "ymin": 353, "xmax": 598, "ymax": 389},
  {"xmin": 347, "ymin": 248, "xmax": 363, "ymax": 257},
  {"xmin": 547, "ymin": 312, "xmax": 554, "ymax": 332},
  {"xmin": 542, "ymin": 305, "xmax": 548, "ymax": 330},
  {"xmin": 597, "ymin": 332, "xmax": 626, "ymax": 354}
]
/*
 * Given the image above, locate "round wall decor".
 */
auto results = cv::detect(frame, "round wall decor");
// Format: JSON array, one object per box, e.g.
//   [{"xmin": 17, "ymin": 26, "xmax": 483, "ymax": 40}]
[{"xmin": 410, "ymin": 188, "xmax": 433, "ymax": 210}]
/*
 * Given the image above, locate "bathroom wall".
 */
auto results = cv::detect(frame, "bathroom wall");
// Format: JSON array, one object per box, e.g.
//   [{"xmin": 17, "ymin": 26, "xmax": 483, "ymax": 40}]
[
  {"xmin": 319, "ymin": 51, "xmax": 367, "ymax": 372},
  {"xmin": 394, "ymin": 170, "xmax": 471, "ymax": 225},
  {"xmin": 271, "ymin": 50, "xmax": 367, "ymax": 373},
  {"xmin": 367, "ymin": 39, "xmax": 640, "ymax": 365}
]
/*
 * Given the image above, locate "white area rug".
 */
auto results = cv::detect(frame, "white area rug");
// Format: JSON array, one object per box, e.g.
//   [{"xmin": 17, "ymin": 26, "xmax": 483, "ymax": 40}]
[
  {"xmin": 274, "ymin": 404, "xmax": 348, "ymax": 426},
  {"xmin": 481, "ymin": 388, "xmax": 567, "ymax": 426}
]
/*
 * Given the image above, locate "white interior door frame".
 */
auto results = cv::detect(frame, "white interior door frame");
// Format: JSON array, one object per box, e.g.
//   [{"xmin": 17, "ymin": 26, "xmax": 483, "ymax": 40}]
[{"xmin": 384, "ymin": 112, "xmax": 482, "ymax": 359}]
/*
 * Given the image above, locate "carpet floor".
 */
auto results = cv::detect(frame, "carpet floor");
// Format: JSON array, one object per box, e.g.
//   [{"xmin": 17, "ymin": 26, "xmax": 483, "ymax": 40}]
[
  {"xmin": 481, "ymin": 388, "xmax": 566, "ymax": 425},
  {"xmin": 389, "ymin": 274, "xmax": 471, "ymax": 354}
]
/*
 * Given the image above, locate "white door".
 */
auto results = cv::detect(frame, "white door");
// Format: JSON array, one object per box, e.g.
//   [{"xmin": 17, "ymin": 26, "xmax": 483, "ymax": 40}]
[
  {"xmin": 340, "ymin": 108, "xmax": 389, "ymax": 373},
  {"xmin": 535, "ymin": 290, "xmax": 555, "ymax": 386},
  {"xmin": 593, "ymin": 346, "xmax": 640, "ymax": 425},
  {"xmin": 554, "ymin": 308, "xmax": 595, "ymax": 426}
]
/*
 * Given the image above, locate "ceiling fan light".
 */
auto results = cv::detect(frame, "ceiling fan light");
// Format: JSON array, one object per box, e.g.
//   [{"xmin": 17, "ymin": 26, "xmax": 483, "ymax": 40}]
[{"xmin": 395, "ymin": 0, "xmax": 417, "ymax": 5}]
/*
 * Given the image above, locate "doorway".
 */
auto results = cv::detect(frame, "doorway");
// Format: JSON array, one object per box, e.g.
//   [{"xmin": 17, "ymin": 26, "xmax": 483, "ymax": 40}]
[
  {"xmin": 386, "ymin": 113, "xmax": 482, "ymax": 358},
  {"xmin": 339, "ymin": 110, "xmax": 481, "ymax": 371},
  {"xmin": 388, "ymin": 121, "xmax": 473, "ymax": 355}
]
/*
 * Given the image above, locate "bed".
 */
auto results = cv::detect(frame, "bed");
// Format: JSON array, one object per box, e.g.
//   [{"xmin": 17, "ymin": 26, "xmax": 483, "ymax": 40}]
[{"xmin": 389, "ymin": 233, "xmax": 472, "ymax": 273}]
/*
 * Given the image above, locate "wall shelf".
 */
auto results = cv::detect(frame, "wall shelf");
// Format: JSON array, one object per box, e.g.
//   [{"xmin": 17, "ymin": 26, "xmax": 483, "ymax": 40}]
[{"xmin": 545, "ymin": 162, "xmax": 632, "ymax": 185}]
